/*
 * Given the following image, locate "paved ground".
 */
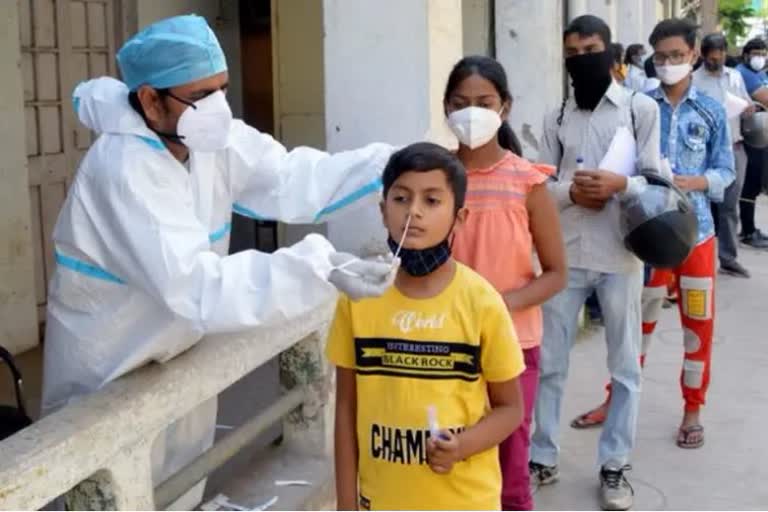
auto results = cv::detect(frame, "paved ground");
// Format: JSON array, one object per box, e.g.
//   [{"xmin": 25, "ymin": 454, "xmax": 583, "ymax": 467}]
[{"xmin": 535, "ymin": 200, "xmax": 768, "ymax": 511}]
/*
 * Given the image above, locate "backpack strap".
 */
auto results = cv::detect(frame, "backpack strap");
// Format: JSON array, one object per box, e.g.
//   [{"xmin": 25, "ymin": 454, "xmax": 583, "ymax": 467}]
[
  {"xmin": 556, "ymin": 96, "xmax": 568, "ymax": 127},
  {"xmin": 688, "ymin": 97, "xmax": 718, "ymax": 134},
  {"xmin": 556, "ymin": 96, "xmax": 568, "ymax": 163},
  {"xmin": 0, "ymin": 345, "xmax": 29, "ymax": 420},
  {"xmin": 650, "ymin": 89, "xmax": 717, "ymax": 134}
]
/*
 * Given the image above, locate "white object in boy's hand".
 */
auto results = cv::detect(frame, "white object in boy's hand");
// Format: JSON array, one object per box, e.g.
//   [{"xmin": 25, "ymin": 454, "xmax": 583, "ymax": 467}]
[{"xmin": 427, "ymin": 405, "xmax": 447, "ymax": 440}]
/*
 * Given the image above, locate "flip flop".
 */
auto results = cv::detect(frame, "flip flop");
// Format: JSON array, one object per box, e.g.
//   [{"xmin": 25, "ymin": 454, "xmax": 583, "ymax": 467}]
[
  {"xmin": 570, "ymin": 407, "xmax": 607, "ymax": 429},
  {"xmin": 677, "ymin": 424, "xmax": 705, "ymax": 449}
]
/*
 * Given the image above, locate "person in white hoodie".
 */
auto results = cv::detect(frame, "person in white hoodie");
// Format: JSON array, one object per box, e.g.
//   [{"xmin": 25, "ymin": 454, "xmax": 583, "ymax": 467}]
[{"xmin": 42, "ymin": 14, "xmax": 397, "ymax": 508}]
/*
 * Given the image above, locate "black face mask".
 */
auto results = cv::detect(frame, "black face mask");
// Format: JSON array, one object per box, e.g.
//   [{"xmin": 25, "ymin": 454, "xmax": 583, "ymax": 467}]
[
  {"xmin": 387, "ymin": 236, "xmax": 451, "ymax": 277},
  {"xmin": 566, "ymin": 51, "xmax": 614, "ymax": 111}
]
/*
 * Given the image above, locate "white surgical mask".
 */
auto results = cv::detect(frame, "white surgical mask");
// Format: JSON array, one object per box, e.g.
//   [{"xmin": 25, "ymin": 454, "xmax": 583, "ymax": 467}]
[
  {"xmin": 447, "ymin": 106, "xmax": 503, "ymax": 149},
  {"xmin": 176, "ymin": 90, "xmax": 233, "ymax": 152},
  {"xmin": 655, "ymin": 63, "xmax": 692, "ymax": 85},
  {"xmin": 750, "ymin": 56, "xmax": 766, "ymax": 72}
]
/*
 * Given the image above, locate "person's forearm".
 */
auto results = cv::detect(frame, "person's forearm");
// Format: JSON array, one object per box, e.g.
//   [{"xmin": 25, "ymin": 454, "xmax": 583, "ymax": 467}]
[
  {"xmin": 504, "ymin": 270, "xmax": 567, "ymax": 312},
  {"xmin": 335, "ymin": 407, "xmax": 358, "ymax": 510},
  {"xmin": 751, "ymin": 88, "xmax": 768, "ymax": 109},
  {"xmin": 704, "ymin": 169, "xmax": 732, "ymax": 202},
  {"xmin": 456, "ymin": 403, "xmax": 523, "ymax": 460}
]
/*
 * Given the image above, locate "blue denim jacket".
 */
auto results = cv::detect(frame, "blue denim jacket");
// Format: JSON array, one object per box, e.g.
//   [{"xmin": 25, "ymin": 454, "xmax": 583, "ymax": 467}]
[{"xmin": 648, "ymin": 85, "xmax": 735, "ymax": 243}]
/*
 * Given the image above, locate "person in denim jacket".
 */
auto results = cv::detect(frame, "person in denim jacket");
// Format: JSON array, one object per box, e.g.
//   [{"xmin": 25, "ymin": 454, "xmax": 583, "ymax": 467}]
[
  {"xmin": 570, "ymin": 19, "xmax": 735, "ymax": 453},
  {"xmin": 642, "ymin": 19, "xmax": 733, "ymax": 449}
]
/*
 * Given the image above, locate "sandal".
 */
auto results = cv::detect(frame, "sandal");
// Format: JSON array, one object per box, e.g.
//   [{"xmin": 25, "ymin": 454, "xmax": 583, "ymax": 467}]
[
  {"xmin": 570, "ymin": 405, "xmax": 607, "ymax": 429},
  {"xmin": 677, "ymin": 424, "xmax": 705, "ymax": 449}
]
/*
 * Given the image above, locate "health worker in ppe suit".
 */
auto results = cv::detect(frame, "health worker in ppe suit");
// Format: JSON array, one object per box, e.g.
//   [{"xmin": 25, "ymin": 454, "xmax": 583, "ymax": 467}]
[{"xmin": 42, "ymin": 14, "xmax": 397, "ymax": 509}]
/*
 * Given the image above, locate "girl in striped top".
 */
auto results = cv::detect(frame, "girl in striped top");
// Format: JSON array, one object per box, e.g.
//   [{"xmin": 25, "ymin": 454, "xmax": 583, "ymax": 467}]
[{"xmin": 447, "ymin": 56, "xmax": 568, "ymax": 511}]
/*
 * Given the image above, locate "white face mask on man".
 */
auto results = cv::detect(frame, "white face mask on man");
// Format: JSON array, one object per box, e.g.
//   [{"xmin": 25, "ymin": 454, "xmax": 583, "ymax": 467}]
[
  {"xmin": 750, "ymin": 56, "xmax": 766, "ymax": 72},
  {"xmin": 176, "ymin": 90, "xmax": 233, "ymax": 152},
  {"xmin": 447, "ymin": 106, "xmax": 503, "ymax": 149},
  {"xmin": 655, "ymin": 62, "xmax": 693, "ymax": 85}
]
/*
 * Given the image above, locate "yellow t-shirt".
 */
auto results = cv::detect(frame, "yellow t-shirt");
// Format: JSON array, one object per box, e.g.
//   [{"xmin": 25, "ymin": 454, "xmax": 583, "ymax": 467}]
[{"xmin": 326, "ymin": 262, "xmax": 525, "ymax": 511}]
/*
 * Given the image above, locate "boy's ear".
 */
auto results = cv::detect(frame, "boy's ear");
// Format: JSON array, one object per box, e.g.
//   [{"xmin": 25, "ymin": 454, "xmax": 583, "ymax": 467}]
[{"xmin": 379, "ymin": 199, "xmax": 388, "ymax": 226}]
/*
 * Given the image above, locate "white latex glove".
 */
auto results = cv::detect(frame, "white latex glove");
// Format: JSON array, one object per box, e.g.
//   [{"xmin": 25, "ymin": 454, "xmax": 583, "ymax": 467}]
[{"xmin": 328, "ymin": 252, "xmax": 400, "ymax": 301}]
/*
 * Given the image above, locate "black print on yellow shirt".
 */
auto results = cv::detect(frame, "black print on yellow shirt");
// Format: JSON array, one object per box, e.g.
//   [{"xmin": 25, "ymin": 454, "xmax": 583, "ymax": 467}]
[
  {"xmin": 354, "ymin": 337, "xmax": 481, "ymax": 381},
  {"xmin": 371, "ymin": 423, "xmax": 467, "ymax": 465}
]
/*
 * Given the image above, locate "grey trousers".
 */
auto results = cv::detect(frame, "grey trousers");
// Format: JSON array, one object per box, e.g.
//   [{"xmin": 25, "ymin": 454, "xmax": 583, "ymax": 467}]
[{"xmin": 716, "ymin": 142, "xmax": 748, "ymax": 265}]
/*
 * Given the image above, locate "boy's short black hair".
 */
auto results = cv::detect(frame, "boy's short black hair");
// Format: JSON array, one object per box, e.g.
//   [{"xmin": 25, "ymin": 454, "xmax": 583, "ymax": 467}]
[
  {"xmin": 743, "ymin": 37, "xmax": 767, "ymax": 56},
  {"xmin": 382, "ymin": 142, "xmax": 467, "ymax": 210},
  {"xmin": 649, "ymin": 18, "xmax": 698, "ymax": 49},
  {"xmin": 563, "ymin": 15, "xmax": 612, "ymax": 46},
  {"xmin": 701, "ymin": 33, "xmax": 728, "ymax": 56}
]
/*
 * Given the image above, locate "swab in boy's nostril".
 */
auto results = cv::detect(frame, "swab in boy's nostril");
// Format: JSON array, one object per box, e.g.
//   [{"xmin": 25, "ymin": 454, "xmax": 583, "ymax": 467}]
[{"xmin": 393, "ymin": 214, "xmax": 412, "ymax": 262}]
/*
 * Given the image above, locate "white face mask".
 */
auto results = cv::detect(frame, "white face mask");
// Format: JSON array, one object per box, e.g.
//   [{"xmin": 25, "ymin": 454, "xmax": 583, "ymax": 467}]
[
  {"xmin": 655, "ymin": 63, "xmax": 692, "ymax": 85},
  {"xmin": 447, "ymin": 106, "xmax": 503, "ymax": 149},
  {"xmin": 750, "ymin": 56, "xmax": 766, "ymax": 72},
  {"xmin": 176, "ymin": 90, "xmax": 233, "ymax": 152}
]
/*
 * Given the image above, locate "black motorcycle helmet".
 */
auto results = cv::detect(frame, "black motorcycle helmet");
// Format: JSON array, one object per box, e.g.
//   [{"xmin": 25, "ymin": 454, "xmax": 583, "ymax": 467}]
[{"xmin": 619, "ymin": 170, "xmax": 698, "ymax": 268}]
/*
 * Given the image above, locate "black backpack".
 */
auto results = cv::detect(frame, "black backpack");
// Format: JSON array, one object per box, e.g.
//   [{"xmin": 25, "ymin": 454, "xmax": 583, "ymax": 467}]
[{"xmin": 0, "ymin": 345, "xmax": 33, "ymax": 441}]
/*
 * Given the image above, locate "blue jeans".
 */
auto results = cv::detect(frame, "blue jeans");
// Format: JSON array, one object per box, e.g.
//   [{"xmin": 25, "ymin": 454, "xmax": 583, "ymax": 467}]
[{"xmin": 531, "ymin": 268, "xmax": 643, "ymax": 468}]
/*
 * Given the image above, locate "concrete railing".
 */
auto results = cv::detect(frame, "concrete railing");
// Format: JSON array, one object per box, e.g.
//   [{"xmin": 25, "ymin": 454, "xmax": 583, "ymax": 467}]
[{"xmin": 0, "ymin": 302, "xmax": 336, "ymax": 510}]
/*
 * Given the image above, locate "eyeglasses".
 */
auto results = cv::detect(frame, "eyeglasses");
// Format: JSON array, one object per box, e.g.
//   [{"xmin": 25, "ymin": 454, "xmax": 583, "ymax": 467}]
[{"xmin": 651, "ymin": 51, "xmax": 690, "ymax": 65}]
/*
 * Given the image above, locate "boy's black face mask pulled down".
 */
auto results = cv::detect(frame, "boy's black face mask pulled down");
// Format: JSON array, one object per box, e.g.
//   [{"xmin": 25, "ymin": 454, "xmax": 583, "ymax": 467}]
[
  {"xmin": 386, "ymin": 213, "xmax": 458, "ymax": 277},
  {"xmin": 566, "ymin": 51, "xmax": 614, "ymax": 111},
  {"xmin": 387, "ymin": 236, "xmax": 452, "ymax": 277}
]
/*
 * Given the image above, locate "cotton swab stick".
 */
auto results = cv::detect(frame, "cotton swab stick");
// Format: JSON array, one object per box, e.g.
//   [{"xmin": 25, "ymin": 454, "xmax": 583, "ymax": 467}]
[{"xmin": 392, "ymin": 214, "xmax": 412, "ymax": 262}]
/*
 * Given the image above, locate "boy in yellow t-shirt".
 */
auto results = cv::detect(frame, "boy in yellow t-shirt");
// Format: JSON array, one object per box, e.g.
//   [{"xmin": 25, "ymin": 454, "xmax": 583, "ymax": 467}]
[{"xmin": 326, "ymin": 142, "xmax": 525, "ymax": 511}]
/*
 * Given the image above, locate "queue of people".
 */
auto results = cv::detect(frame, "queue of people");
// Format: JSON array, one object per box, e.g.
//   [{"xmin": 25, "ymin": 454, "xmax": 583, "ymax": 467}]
[{"xmin": 36, "ymin": 10, "xmax": 767, "ymax": 512}]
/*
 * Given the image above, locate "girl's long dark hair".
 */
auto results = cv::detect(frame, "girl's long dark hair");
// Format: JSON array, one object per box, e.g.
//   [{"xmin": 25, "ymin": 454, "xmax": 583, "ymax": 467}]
[{"xmin": 444, "ymin": 56, "xmax": 523, "ymax": 156}]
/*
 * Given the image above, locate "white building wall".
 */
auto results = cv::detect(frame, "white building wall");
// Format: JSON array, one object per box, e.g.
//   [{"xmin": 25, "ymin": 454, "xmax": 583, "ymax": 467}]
[
  {"xmin": 567, "ymin": 0, "xmax": 660, "ymax": 55},
  {"xmin": 587, "ymin": 0, "xmax": 617, "ymax": 31},
  {"xmin": 495, "ymin": 0, "xmax": 565, "ymax": 160},
  {"xmin": 0, "ymin": 2, "xmax": 38, "ymax": 354},
  {"xmin": 568, "ymin": 0, "xmax": 589, "ymax": 20},
  {"xmin": 616, "ymin": 0, "xmax": 663, "ymax": 50},
  {"xmin": 324, "ymin": 0, "xmax": 463, "ymax": 256},
  {"xmin": 644, "ymin": 0, "xmax": 664, "ymax": 45},
  {"xmin": 617, "ymin": 0, "xmax": 644, "ymax": 47}
]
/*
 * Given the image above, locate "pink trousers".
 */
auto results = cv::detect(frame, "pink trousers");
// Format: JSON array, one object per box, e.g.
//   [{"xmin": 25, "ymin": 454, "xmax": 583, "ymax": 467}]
[{"xmin": 500, "ymin": 346, "xmax": 540, "ymax": 511}]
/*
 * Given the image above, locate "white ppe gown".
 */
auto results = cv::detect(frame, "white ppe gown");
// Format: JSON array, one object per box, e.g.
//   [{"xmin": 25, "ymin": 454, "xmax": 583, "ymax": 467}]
[{"xmin": 42, "ymin": 77, "xmax": 393, "ymax": 508}]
